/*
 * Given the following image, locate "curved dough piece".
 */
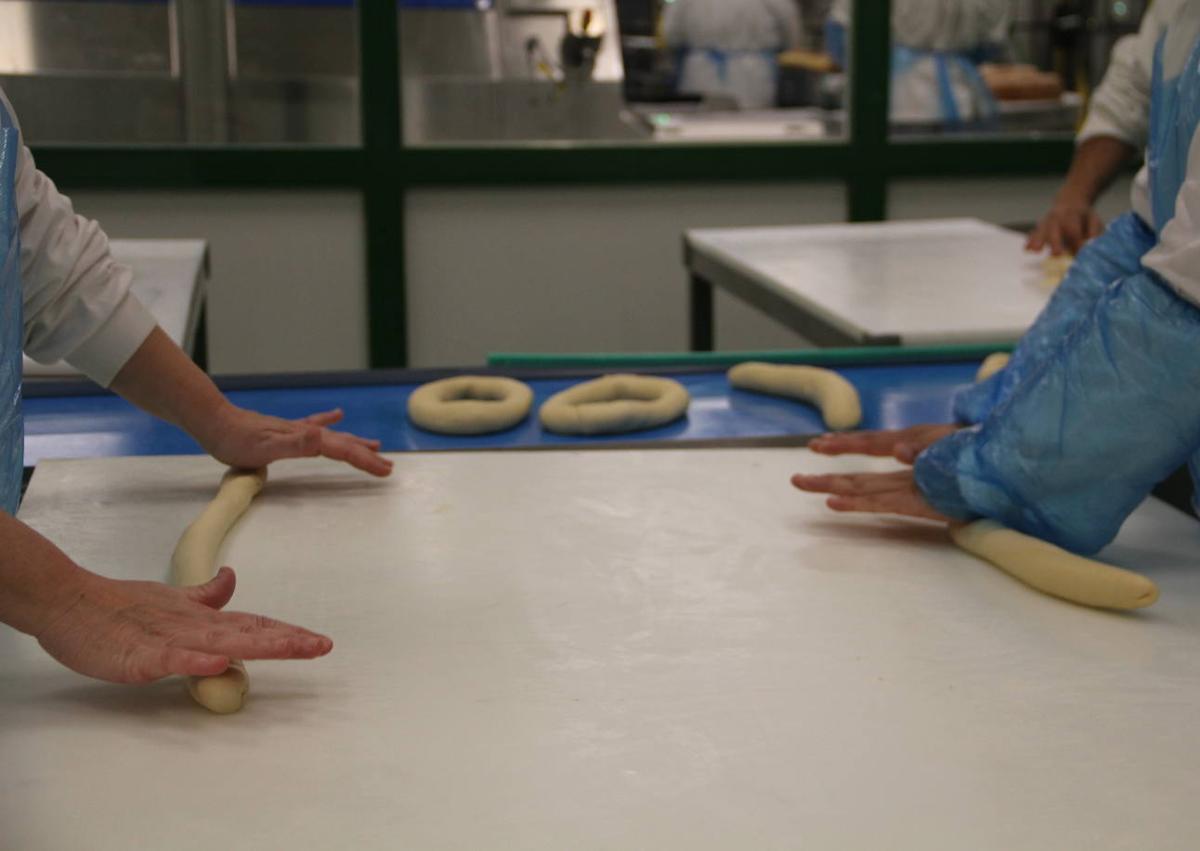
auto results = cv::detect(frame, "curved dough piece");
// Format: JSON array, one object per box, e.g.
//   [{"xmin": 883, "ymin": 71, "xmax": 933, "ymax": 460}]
[
  {"xmin": 727, "ymin": 362, "xmax": 861, "ymax": 431},
  {"xmin": 408, "ymin": 376, "xmax": 534, "ymax": 436},
  {"xmin": 975, "ymin": 352, "xmax": 1011, "ymax": 382},
  {"xmin": 171, "ymin": 467, "xmax": 268, "ymax": 714},
  {"xmin": 539, "ymin": 374, "xmax": 690, "ymax": 435},
  {"xmin": 951, "ymin": 520, "xmax": 1159, "ymax": 611}
]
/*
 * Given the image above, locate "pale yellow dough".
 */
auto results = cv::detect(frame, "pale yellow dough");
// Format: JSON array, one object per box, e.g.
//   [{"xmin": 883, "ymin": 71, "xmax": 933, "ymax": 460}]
[
  {"xmin": 539, "ymin": 374, "xmax": 690, "ymax": 435},
  {"xmin": 951, "ymin": 520, "xmax": 1159, "ymax": 611},
  {"xmin": 171, "ymin": 467, "xmax": 268, "ymax": 714},
  {"xmin": 408, "ymin": 376, "xmax": 534, "ymax": 435},
  {"xmin": 1040, "ymin": 253, "xmax": 1074, "ymax": 291},
  {"xmin": 727, "ymin": 362, "xmax": 861, "ymax": 431},
  {"xmin": 975, "ymin": 352, "xmax": 1011, "ymax": 382}
]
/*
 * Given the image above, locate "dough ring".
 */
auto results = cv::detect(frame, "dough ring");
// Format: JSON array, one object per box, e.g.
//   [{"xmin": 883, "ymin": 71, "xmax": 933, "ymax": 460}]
[
  {"xmin": 727, "ymin": 362, "xmax": 861, "ymax": 431},
  {"xmin": 171, "ymin": 467, "xmax": 267, "ymax": 714},
  {"xmin": 408, "ymin": 376, "xmax": 534, "ymax": 435},
  {"xmin": 539, "ymin": 374, "xmax": 690, "ymax": 435},
  {"xmin": 952, "ymin": 520, "xmax": 1159, "ymax": 611},
  {"xmin": 975, "ymin": 352, "xmax": 1011, "ymax": 382}
]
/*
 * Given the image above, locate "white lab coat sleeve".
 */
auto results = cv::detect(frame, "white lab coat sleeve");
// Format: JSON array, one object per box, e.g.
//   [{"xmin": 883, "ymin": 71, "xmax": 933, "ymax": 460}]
[
  {"xmin": 1142, "ymin": 127, "xmax": 1200, "ymax": 308},
  {"xmin": 661, "ymin": 2, "xmax": 687, "ymax": 48},
  {"xmin": 769, "ymin": 0, "xmax": 803, "ymax": 50},
  {"xmin": 1, "ymin": 88, "xmax": 156, "ymax": 387},
  {"xmin": 828, "ymin": 0, "xmax": 849, "ymax": 28},
  {"xmin": 890, "ymin": 0, "xmax": 1009, "ymax": 52},
  {"xmin": 1077, "ymin": 4, "xmax": 1168, "ymax": 148}
]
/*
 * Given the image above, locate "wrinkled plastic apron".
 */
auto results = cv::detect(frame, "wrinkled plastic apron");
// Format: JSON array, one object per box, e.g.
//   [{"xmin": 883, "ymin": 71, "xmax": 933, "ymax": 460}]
[
  {"xmin": 1145, "ymin": 32, "xmax": 1200, "ymax": 508},
  {"xmin": 0, "ymin": 101, "xmax": 20, "ymax": 515}
]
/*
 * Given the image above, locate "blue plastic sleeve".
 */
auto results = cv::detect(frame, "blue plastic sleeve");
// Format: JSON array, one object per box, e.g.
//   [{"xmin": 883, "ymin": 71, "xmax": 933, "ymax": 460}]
[{"xmin": 917, "ymin": 268, "xmax": 1200, "ymax": 554}]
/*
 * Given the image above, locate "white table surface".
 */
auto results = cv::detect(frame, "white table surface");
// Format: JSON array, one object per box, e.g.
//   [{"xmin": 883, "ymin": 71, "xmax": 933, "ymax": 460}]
[
  {"xmin": 4, "ymin": 450, "xmax": 1200, "ymax": 850},
  {"xmin": 685, "ymin": 218, "xmax": 1052, "ymax": 346},
  {"xmin": 22, "ymin": 239, "xmax": 208, "ymax": 379}
]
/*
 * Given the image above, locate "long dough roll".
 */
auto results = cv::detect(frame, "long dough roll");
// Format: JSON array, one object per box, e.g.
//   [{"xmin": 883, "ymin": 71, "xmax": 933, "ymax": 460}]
[
  {"xmin": 727, "ymin": 362, "xmax": 861, "ymax": 431},
  {"xmin": 171, "ymin": 467, "xmax": 268, "ymax": 713},
  {"xmin": 951, "ymin": 520, "xmax": 1159, "ymax": 611}
]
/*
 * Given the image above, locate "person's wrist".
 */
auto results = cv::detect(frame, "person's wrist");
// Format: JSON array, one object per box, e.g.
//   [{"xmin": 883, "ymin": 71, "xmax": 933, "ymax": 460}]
[
  {"xmin": 16, "ymin": 558, "xmax": 97, "ymax": 639},
  {"xmin": 188, "ymin": 398, "xmax": 242, "ymax": 455},
  {"xmin": 1053, "ymin": 181, "xmax": 1097, "ymax": 210}
]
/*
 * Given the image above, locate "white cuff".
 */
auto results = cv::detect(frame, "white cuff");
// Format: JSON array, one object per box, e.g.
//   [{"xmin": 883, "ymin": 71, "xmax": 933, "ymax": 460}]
[{"xmin": 63, "ymin": 293, "xmax": 158, "ymax": 387}]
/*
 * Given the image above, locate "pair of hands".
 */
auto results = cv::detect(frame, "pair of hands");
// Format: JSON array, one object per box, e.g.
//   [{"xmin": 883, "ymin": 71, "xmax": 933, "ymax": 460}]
[
  {"xmin": 790, "ymin": 424, "xmax": 955, "ymax": 523},
  {"xmin": 33, "ymin": 406, "xmax": 392, "ymax": 685}
]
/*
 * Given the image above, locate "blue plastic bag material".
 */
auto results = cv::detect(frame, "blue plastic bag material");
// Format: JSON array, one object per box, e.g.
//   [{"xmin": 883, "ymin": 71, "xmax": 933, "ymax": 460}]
[
  {"xmin": 953, "ymin": 212, "xmax": 1157, "ymax": 425},
  {"xmin": 0, "ymin": 102, "xmax": 22, "ymax": 517},
  {"xmin": 1147, "ymin": 32, "xmax": 1200, "ymax": 234},
  {"xmin": 916, "ymin": 268, "xmax": 1200, "ymax": 554}
]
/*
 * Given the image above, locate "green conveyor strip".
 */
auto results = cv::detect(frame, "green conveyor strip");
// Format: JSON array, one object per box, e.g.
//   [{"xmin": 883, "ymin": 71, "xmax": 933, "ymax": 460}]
[{"xmin": 488, "ymin": 344, "xmax": 1015, "ymax": 370}]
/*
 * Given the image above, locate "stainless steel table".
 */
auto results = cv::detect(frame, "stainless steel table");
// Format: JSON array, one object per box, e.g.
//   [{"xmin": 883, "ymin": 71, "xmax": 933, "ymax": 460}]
[{"xmin": 685, "ymin": 218, "xmax": 1052, "ymax": 350}]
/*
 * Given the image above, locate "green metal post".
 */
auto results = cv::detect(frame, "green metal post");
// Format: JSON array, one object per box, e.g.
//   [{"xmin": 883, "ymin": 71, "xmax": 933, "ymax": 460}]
[
  {"xmin": 847, "ymin": 0, "xmax": 890, "ymax": 222},
  {"xmin": 360, "ymin": 0, "xmax": 407, "ymax": 368}
]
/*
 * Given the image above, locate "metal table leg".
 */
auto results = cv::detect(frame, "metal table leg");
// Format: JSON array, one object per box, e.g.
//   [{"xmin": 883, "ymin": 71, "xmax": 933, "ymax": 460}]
[{"xmin": 689, "ymin": 273, "xmax": 714, "ymax": 352}]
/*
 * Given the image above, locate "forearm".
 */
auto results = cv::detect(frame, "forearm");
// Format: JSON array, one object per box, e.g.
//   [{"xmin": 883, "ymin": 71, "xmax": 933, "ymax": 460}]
[
  {"xmin": 1056, "ymin": 136, "xmax": 1138, "ymax": 207},
  {"xmin": 0, "ymin": 511, "xmax": 90, "ymax": 637},
  {"xmin": 108, "ymin": 327, "xmax": 235, "ymax": 445}
]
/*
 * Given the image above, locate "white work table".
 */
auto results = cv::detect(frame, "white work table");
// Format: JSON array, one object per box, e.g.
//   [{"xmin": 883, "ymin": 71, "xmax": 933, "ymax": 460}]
[
  {"xmin": 22, "ymin": 238, "xmax": 208, "ymax": 379},
  {"xmin": 685, "ymin": 218, "xmax": 1052, "ymax": 350},
  {"xmin": 4, "ymin": 450, "xmax": 1200, "ymax": 849}
]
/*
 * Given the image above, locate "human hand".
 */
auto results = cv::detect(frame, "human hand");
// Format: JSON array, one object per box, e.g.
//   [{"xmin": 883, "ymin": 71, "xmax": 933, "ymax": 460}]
[
  {"xmin": 1026, "ymin": 199, "xmax": 1103, "ymax": 256},
  {"xmin": 790, "ymin": 468, "xmax": 951, "ymax": 522},
  {"xmin": 35, "ymin": 566, "xmax": 332, "ymax": 684},
  {"xmin": 808, "ymin": 424, "xmax": 959, "ymax": 464},
  {"xmin": 200, "ymin": 406, "xmax": 393, "ymax": 477}
]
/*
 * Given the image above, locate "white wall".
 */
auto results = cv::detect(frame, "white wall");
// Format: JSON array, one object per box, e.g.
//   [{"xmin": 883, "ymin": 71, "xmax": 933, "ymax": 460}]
[
  {"xmin": 69, "ymin": 190, "xmax": 368, "ymax": 375},
  {"xmin": 405, "ymin": 183, "xmax": 846, "ymax": 366}
]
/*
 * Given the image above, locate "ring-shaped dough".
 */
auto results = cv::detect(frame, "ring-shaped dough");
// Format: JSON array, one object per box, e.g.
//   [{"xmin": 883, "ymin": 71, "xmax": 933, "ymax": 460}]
[
  {"xmin": 171, "ymin": 467, "xmax": 267, "ymax": 714},
  {"xmin": 408, "ymin": 376, "xmax": 534, "ymax": 435},
  {"xmin": 951, "ymin": 520, "xmax": 1159, "ymax": 611},
  {"xmin": 727, "ymin": 362, "xmax": 862, "ymax": 431},
  {"xmin": 539, "ymin": 374, "xmax": 690, "ymax": 435},
  {"xmin": 975, "ymin": 352, "xmax": 1011, "ymax": 382}
]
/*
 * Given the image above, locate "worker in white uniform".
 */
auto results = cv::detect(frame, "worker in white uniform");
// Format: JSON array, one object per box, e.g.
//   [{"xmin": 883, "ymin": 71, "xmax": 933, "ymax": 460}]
[
  {"xmin": 1028, "ymin": 0, "xmax": 1184, "ymax": 256},
  {"xmin": 826, "ymin": 0, "xmax": 1009, "ymax": 125},
  {"xmin": 794, "ymin": 5, "xmax": 1200, "ymax": 556},
  {"xmin": 0, "ymin": 88, "xmax": 393, "ymax": 685},
  {"xmin": 662, "ymin": 0, "xmax": 803, "ymax": 110}
]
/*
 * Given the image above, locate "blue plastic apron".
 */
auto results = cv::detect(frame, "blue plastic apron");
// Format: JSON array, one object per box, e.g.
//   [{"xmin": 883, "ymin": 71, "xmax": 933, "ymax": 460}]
[
  {"xmin": 0, "ymin": 100, "xmax": 21, "ymax": 515},
  {"xmin": 1144, "ymin": 32, "xmax": 1200, "ymax": 511}
]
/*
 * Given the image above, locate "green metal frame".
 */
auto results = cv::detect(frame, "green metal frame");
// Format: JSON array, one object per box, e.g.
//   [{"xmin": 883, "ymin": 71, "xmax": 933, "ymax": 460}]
[
  {"xmin": 488, "ymin": 342, "xmax": 1015, "ymax": 370},
  {"xmin": 27, "ymin": 0, "xmax": 1075, "ymax": 368}
]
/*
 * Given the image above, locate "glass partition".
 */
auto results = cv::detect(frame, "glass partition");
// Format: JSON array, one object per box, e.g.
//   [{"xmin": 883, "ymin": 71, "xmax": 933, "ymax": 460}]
[
  {"xmin": 0, "ymin": 0, "xmax": 360, "ymax": 145},
  {"xmin": 879, "ymin": 0, "xmax": 1148, "ymax": 139},
  {"xmin": 399, "ymin": 0, "xmax": 850, "ymax": 145}
]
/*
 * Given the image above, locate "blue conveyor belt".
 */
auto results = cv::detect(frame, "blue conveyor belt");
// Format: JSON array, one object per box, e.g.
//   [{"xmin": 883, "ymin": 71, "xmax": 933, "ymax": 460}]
[{"xmin": 22, "ymin": 361, "xmax": 979, "ymax": 465}]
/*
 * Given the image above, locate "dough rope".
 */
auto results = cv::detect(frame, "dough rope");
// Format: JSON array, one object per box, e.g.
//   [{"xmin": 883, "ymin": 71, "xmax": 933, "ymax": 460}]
[
  {"xmin": 170, "ymin": 467, "xmax": 268, "ymax": 713},
  {"xmin": 975, "ymin": 352, "xmax": 1011, "ymax": 382},
  {"xmin": 408, "ymin": 376, "xmax": 534, "ymax": 436},
  {"xmin": 539, "ymin": 374, "xmax": 690, "ymax": 435},
  {"xmin": 951, "ymin": 520, "xmax": 1159, "ymax": 611},
  {"xmin": 727, "ymin": 362, "xmax": 861, "ymax": 431}
]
